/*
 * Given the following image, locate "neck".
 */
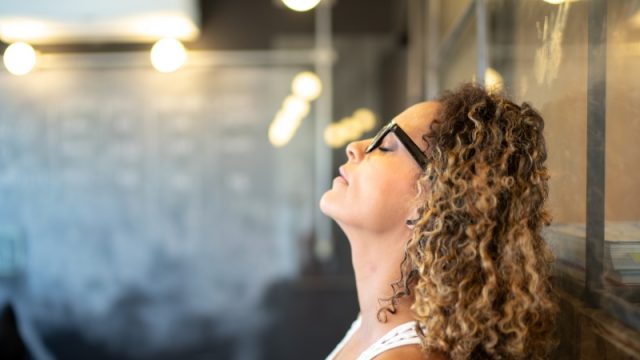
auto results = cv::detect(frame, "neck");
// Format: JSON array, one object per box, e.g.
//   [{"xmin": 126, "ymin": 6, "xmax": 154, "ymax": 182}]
[{"xmin": 341, "ymin": 224, "xmax": 416, "ymax": 333}]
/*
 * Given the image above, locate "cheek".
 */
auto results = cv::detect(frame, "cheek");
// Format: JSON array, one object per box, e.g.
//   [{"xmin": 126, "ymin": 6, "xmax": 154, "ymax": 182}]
[
  {"xmin": 352, "ymin": 172, "xmax": 418, "ymax": 225},
  {"xmin": 362, "ymin": 164, "xmax": 417, "ymax": 198},
  {"xmin": 320, "ymin": 161, "xmax": 420, "ymax": 231}
]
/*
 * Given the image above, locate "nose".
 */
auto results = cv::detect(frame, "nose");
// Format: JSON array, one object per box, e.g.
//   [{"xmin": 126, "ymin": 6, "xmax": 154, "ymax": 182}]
[{"xmin": 345, "ymin": 139, "xmax": 368, "ymax": 162}]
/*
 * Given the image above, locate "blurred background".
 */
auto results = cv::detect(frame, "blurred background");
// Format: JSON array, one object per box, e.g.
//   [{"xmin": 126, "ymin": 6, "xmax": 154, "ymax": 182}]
[{"xmin": 0, "ymin": 0, "xmax": 638, "ymax": 359}]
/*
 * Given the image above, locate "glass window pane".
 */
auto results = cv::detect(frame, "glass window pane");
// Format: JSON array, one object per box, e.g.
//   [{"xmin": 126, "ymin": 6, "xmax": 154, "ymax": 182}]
[
  {"xmin": 490, "ymin": 0, "xmax": 589, "ymax": 288},
  {"xmin": 437, "ymin": 0, "xmax": 478, "ymax": 94},
  {"xmin": 440, "ymin": 0, "xmax": 475, "ymax": 43},
  {"xmin": 604, "ymin": 0, "xmax": 640, "ymax": 309},
  {"xmin": 0, "ymin": 56, "xmax": 317, "ymax": 358}
]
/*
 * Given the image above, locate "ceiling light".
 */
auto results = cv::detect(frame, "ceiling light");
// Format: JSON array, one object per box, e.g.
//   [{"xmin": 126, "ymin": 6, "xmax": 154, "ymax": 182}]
[
  {"xmin": 0, "ymin": 1, "xmax": 200, "ymax": 44},
  {"xmin": 281, "ymin": 0, "xmax": 322, "ymax": 12}
]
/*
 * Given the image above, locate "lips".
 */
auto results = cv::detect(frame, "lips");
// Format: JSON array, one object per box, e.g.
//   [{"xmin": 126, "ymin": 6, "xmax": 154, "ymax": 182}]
[{"xmin": 338, "ymin": 166, "xmax": 349, "ymax": 184}]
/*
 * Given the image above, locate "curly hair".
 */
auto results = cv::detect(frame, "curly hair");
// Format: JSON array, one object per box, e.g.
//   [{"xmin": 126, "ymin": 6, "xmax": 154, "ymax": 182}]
[{"xmin": 379, "ymin": 83, "xmax": 558, "ymax": 359}]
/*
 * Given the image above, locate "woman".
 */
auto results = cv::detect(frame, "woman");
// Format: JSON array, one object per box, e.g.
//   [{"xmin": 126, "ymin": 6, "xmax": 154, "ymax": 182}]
[{"xmin": 320, "ymin": 83, "xmax": 557, "ymax": 360}]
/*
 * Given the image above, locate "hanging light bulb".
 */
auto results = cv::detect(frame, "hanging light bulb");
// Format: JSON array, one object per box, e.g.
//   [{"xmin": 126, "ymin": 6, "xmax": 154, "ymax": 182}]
[
  {"xmin": 282, "ymin": 95, "xmax": 310, "ymax": 119},
  {"xmin": 484, "ymin": 67, "xmax": 504, "ymax": 93},
  {"xmin": 291, "ymin": 71, "xmax": 322, "ymax": 101},
  {"xmin": 150, "ymin": 38, "xmax": 187, "ymax": 73},
  {"xmin": 352, "ymin": 108, "xmax": 377, "ymax": 132},
  {"xmin": 3, "ymin": 42, "xmax": 37, "ymax": 76},
  {"xmin": 323, "ymin": 123, "xmax": 341, "ymax": 148},
  {"xmin": 269, "ymin": 111, "xmax": 304, "ymax": 147},
  {"xmin": 281, "ymin": 0, "xmax": 322, "ymax": 12}
]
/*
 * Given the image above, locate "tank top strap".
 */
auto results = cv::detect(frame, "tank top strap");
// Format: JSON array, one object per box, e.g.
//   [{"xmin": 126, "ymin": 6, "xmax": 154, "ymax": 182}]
[{"xmin": 356, "ymin": 320, "xmax": 423, "ymax": 360}]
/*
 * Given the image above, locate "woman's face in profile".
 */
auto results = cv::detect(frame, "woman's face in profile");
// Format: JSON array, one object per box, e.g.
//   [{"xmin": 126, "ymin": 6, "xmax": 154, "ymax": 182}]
[{"xmin": 320, "ymin": 102, "xmax": 439, "ymax": 234}]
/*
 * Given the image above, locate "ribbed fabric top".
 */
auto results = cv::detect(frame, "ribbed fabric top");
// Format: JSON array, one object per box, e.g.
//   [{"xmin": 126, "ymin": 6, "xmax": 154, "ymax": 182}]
[{"xmin": 325, "ymin": 315, "xmax": 423, "ymax": 360}]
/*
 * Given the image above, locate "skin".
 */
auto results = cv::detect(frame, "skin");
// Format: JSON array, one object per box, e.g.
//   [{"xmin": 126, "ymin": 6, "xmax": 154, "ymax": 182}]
[{"xmin": 320, "ymin": 101, "xmax": 445, "ymax": 360}]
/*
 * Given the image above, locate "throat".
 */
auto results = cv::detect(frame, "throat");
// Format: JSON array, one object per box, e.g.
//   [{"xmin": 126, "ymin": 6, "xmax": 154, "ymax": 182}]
[{"xmin": 350, "ymin": 238, "xmax": 415, "ymax": 328}]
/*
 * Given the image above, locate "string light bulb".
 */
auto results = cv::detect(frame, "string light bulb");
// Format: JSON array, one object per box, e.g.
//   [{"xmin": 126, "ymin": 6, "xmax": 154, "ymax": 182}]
[
  {"xmin": 3, "ymin": 42, "xmax": 37, "ymax": 76},
  {"xmin": 282, "ymin": 95, "xmax": 310, "ymax": 119},
  {"xmin": 150, "ymin": 38, "xmax": 187, "ymax": 73},
  {"xmin": 269, "ymin": 111, "xmax": 303, "ymax": 147},
  {"xmin": 324, "ymin": 108, "xmax": 378, "ymax": 148},
  {"xmin": 291, "ymin": 71, "xmax": 322, "ymax": 101},
  {"xmin": 352, "ymin": 108, "xmax": 376, "ymax": 132},
  {"xmin": 484, "ymin": 67, "xmax": 504, "ymax": 93}
]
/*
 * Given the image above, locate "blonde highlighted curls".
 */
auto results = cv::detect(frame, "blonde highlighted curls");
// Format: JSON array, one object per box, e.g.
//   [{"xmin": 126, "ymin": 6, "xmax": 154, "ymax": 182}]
[{"xmin": 383, "ymin": 83, "xmax": 558, "ymax": 359}]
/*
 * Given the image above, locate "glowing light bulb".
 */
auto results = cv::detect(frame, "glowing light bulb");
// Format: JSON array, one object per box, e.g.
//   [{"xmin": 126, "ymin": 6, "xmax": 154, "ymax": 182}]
[
  {"xmin": 341, "ymin": 117, "xmax": 364, "ymax": 140},
  {"xmin": 292, "ymin": 71, "xmax": 322, "ymax": 101},
  {"xmin": 352, "ymin": 108, "xmax": 377, "ymax": 132},
  {"xmin": 269, "ymin": 111, "xmax": 303, "ymax": 147},
  {"xmin": 281, "ymin": 0, "xmax": 322, "ymax": 12},
  {"xmin": 150, "ymin": 38, "xmax": 187, "ymax": 73},
  {"xmin": 333, "ymin": 124, "xmax": 351, "ymax": 147},
  {"xmin": 269, "ymin": 122, "xmax": 292, "ymax": 147},
  {"xmin": 3, "ymin": 42, "xmax": 37, "ymax": 76},
  {"xmin": 268, "ymin": 94, "xmax": 312, "ymax": 147},
  {"xmin": 323, "ymin": 124, "xmax": 341, "ymax": 148},
  {"xmin": 282, "ymin": 95, "xmax": 310, "ymax": 119},
  {"xmin": 484, "ymin": 67, "xmax": 504, "ymax": 93},
  {"xmin": 323, "ymin": 123, "xmax": 349, "ymax": 148}
]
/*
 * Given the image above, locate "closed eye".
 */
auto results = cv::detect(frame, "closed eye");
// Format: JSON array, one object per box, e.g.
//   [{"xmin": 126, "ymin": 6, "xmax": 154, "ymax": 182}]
[{"xmin": 377, "ymin": 146, "xmax": 392, "ymax": 152}]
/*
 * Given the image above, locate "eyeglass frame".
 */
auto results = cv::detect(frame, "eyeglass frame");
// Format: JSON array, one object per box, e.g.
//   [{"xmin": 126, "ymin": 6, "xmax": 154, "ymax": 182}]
[{"xmin": 364, "ymin": 120, "xmax": 429, "ymax": 170}]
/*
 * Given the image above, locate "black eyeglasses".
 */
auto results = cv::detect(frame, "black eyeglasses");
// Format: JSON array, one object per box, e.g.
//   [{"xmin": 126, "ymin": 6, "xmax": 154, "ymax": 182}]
[{"xmin": 365, "ymin": 120, "xmax": 428, "ymax": 170}]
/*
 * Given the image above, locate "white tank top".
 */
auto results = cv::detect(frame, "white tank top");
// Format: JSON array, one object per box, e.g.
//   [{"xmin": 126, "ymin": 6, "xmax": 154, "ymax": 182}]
[{"xmin": 325, "ymin": 316, "xmax": 423, "ymax": 360}]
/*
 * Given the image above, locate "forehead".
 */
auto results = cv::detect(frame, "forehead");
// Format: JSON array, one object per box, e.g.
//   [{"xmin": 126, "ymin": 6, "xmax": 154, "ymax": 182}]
[{"xmin": 392, "ymin": 101, "xmax": 440, "ymax": 148}]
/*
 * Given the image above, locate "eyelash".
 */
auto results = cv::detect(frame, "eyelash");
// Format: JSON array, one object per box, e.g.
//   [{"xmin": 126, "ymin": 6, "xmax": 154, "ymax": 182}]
[{"xmin": 377, "ymin": 146, "xmax": 392, "ymax": 152}]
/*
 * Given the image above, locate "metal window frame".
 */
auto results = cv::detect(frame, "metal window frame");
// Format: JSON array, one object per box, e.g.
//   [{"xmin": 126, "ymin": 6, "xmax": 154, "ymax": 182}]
[{"xmin": 426, "ymin": 0, "xmax": 488, "ymax": 99}]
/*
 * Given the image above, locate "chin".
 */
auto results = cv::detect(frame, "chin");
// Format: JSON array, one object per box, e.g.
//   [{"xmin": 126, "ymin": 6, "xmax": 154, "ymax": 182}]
[
  {"xmin": 320, "ymin": 190, "xmax": 346, "ymax": 223},
  {"xmin": 319, "ymin": 191, "xmax": 333, "ymax": 217}
]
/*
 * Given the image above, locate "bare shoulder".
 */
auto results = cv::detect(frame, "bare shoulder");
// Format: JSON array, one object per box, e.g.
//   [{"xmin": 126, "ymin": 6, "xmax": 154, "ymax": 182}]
[{"xmin": 373, "ymin": 345, "xmax": 447, "ymax": 360}]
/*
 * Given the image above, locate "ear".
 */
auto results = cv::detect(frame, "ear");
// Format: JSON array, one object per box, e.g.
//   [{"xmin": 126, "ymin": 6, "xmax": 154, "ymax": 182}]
[
  {"xmin": 405, "ymin": 204, "xmax": 426, "ymax": 230},
  {"xmin": 405, "ymin": 207, "xmax": 420, "ymax": 230}
]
